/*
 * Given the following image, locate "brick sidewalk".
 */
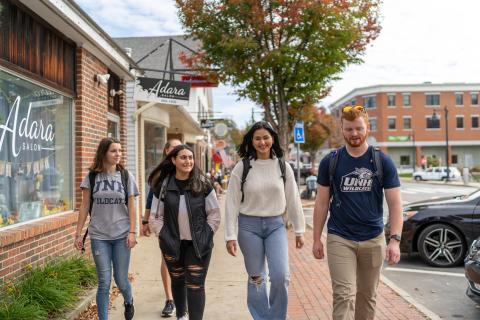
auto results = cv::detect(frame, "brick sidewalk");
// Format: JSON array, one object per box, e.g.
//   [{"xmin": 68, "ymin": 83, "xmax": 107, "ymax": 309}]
[{"xmin": 287, "ymin": 229, "xmax": 429, "ymax": 320}]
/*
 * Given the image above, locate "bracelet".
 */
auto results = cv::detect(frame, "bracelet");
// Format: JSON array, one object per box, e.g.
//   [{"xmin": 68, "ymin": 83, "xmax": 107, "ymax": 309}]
[{"xmin": 129, "ymin": 231, "xmax": 136, "ymax": 234}]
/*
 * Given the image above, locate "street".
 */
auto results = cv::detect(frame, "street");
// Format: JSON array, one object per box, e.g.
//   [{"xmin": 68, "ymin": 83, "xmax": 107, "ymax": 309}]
[
  {"xmin": 386, "ymin": 182, "xmax": 479, "ymax": 320},
  {"xmin": 304, "ymin": 181, "xmax": 480, "ymax": 319}
]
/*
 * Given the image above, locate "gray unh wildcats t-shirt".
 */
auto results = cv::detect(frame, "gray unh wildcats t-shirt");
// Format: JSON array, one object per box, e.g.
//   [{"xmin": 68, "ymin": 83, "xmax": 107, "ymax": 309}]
[{"xmin": 80, "ymin": 170, "xmax": 139, "ymax": 240}]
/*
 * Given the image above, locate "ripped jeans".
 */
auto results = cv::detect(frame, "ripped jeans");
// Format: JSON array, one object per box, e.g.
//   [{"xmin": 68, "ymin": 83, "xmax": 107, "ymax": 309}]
[
  {"xmin": 163, "ymin": 240, "xmax": 211, "ymax": 320},
  {"xmin": 90, "ymin": 238, "xmax": 132, "ymax": 320},
  {"xmin": 238, "ymin": 214, "xmax": 290, "ymax": 320}
]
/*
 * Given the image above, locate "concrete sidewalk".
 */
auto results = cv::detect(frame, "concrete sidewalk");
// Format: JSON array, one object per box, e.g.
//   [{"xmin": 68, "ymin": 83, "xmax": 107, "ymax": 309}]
[{"xmin": 108, "ymin": 199, "xmax": 435, "ymax": 320}]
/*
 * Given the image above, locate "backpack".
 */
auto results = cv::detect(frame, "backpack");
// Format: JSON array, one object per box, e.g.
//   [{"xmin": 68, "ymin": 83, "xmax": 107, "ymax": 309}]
[
  {"xmin": 240, "ymin": 157, "xmax": 286, "ymax": 202},
  {"xmin": 81, "ymin": 169, "xmax": 129, "ymax": 252},
  {"xmin": 328, "ymin": 146, "xmax": 383, "ymax": 207}
]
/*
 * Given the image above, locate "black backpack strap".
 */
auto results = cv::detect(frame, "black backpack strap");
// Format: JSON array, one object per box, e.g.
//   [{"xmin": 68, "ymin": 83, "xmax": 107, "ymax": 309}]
[
  {"xmin": 83, "ymin": 170, "xmax": 98, "ymax": 253},
  {"xmin": 371, "ymin": 146, "xmax": 384, "ymax": 188},
  {"xmin": 88, "ymin": 170, "xmax": 97, "ymax": 215},
  {"xmin": 240, "ymin": 158, "xmax": 251, "ymax": 203},
  {"xmin": 278, "ymin": 157, "xmax": 286, "ymax": 184},
  {"xmin": 328, "ymin": 147, "xmax": 342, "ymax": 208},
  {"xmin": 121, "ymin": 169, "xmax": 129, "ymax": 205}
]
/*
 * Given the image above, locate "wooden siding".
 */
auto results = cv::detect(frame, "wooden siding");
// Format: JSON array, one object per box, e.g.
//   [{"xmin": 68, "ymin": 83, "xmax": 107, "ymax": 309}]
[{"xmin": 0, "ymin": 0, "xmax": 75, "ymax": 92}]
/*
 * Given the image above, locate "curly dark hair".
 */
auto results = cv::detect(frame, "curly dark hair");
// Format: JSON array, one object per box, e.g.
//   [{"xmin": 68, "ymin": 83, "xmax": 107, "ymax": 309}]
[
  {"xmin": 237, "ymin": 121, "xmax": 284, "ymax": 159},
  {"xmin": 148, "ymin": 144, "xmax": 209, "ymax": 194}
]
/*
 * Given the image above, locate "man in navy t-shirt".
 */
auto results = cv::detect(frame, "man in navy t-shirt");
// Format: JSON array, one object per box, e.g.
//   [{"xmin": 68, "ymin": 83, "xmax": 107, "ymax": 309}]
[{"xmin": 312, "ymin": 105, "xmax": 403, "ymax": 320}]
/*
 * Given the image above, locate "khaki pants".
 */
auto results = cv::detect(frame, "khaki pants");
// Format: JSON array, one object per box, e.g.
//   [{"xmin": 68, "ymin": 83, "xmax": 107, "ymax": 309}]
[{"xmin": 327, "ymin": 233, "xmax": 386, "ymax": 320}]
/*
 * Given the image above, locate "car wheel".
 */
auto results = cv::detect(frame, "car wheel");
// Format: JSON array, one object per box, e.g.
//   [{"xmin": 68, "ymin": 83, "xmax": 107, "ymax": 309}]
[
  {"xmin": 417, "ymin": 224, "xmax": 466, "ymax": 267},
  {"xmin": 414, "ymin": 176, "xmax": 422, "ymax": 181}
]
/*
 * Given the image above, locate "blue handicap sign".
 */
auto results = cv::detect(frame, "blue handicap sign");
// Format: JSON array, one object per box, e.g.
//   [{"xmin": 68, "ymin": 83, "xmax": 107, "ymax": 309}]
[{"xmin": 294, "ymin": 121, "xmax": 305, "ymax": 143}]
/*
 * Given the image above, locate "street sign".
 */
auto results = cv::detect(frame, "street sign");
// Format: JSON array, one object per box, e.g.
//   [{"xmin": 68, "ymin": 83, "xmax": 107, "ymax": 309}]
[
  {"xmin": 200, "ymin": 119, "xmax": 215, "ymax": 129},
  {"xmin": 387, "ymin": 135, "xmax": 411, "ymax": 142},
  {"xmin": 294, "ymin": 121, "xmax": 305, "ymax": 143}
]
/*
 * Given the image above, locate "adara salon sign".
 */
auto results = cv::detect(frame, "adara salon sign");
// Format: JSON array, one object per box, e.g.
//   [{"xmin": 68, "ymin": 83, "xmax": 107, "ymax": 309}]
[
  {"xmin": 0, "ymin": 96, "xmax": 56, "ymax": 160},
  {"xmin": 135, "ymin": 77, "xmax": 191, "ymax": 106}
]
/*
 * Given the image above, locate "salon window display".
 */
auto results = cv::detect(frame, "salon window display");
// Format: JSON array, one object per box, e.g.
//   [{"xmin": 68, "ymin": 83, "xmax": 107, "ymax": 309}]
[{"xmin": 0, "ymin": 70, "xmax": 73, "ymax": 227}]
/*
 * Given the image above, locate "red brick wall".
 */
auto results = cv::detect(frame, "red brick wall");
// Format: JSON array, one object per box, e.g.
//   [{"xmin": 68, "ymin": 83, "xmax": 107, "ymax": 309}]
[{"xmin": 0, "ymin": 47, "xmax": 129, "ymax": 284}]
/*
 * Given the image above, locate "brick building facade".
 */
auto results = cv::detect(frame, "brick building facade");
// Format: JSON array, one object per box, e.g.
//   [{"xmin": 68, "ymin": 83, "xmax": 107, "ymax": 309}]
[
  {"xmin": 0, "ymin": 0, "xmax": 134, "ymax": 283},
  {"xmin": 329, "ymin": 83, "xmax": 480, "ymax": 170}
]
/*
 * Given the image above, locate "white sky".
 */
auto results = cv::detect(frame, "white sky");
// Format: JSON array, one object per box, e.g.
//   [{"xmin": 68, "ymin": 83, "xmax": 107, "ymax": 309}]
[{"xmin": 76, "ymin": 0, "xmax": 480, "ymax": 127}]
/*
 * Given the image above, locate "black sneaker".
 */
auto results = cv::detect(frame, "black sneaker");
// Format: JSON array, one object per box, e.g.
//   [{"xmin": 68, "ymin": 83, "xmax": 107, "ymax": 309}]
[
  {"xmin": 161, "ymin": 300, "xmax": 175, "ymax": 317},
  {"xmin": 124, "ymin": 299, "xmax": 134, "ymax": 320}
]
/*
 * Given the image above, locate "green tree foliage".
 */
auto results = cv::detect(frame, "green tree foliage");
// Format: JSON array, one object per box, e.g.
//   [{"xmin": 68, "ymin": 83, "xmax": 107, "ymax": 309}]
[{"xmin": 176, "ymin": 0, "xmax": 381, "ymax": 154}]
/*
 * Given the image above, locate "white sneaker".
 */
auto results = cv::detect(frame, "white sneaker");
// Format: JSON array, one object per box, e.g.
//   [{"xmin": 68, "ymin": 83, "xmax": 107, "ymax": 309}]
[{"xmin": 177, "ymin": 316, "xmax": 188, "ymax": 320}]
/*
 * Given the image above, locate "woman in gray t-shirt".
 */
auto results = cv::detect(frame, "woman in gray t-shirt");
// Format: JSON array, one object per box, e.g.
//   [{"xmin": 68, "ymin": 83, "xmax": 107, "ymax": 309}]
[{"xmin": 74, "ymin": 138, "xmax": 139, "ymax": 320}]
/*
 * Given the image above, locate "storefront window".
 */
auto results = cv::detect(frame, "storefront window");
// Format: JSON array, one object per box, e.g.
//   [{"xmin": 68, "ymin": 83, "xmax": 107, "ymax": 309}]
[
  {"xmin": 144, "ymin": 122, "xmax": 166, "ymax": 194},
  {"xmin": 0, "ymin": 70, "xmax": 73, "ymax": 227}
]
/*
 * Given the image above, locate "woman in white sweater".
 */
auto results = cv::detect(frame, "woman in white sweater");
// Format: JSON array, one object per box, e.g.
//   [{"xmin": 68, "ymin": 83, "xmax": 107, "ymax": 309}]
[{"xmin": 225, "ymin": 121, "xmax": 305, "ymax": 320}]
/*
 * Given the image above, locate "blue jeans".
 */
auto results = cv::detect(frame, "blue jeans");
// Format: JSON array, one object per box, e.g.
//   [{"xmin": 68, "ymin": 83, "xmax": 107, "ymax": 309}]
[
  {"xmin": 238, "ymin": 214, "xmax": 290, "ymax": 320},
  {"xmin": 91, "ymin": 238, "xmax": 133, "ymax": 320}
]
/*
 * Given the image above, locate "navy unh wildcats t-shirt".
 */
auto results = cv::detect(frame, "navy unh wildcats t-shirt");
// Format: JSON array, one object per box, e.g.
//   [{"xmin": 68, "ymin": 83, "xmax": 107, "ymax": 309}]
[{"xmin": 317, "ymin": 146, "xmax": 400, "ymax": 241}]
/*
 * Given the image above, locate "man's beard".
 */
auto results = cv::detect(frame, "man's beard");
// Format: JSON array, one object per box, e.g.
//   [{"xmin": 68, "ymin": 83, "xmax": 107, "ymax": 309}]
[{"xmin": 344, "ymin": 134, "xmax": 367, "ymax": 147}]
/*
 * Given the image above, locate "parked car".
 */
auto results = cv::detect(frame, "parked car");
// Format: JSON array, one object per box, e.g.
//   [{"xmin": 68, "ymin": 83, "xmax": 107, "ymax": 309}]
[
  {"xmin": 413, "ymin": 166, "xmax": 461, "ymax": 181},
  {"xmin": 465, "ymin": 237, "xmax": 480, "ymax": 303},
  {"xmin": 387, "ymin": 189, "xmax": 480, "ymax": 267}
]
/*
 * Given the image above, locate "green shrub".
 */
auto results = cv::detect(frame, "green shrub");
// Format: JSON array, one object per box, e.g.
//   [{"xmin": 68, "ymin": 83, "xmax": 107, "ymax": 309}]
[
  {"xmin": 399, "ymin": 173, "xmax": 413, "ymax": 178},
  {"xmin": 0, "ymin": 295, "xmax": 47, "ymax": 320},
  {"xmin": 0, "ymin": 255, "xmax": 97, "ymax": 319}
]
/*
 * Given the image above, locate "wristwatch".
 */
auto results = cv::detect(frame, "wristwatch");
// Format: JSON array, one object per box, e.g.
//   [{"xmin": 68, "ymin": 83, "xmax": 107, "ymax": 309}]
[
  {"xmin": 141, "ymin": 220, "xmax": 149, "ymax": 225},
  {"xmin": 389, "ymin": 234, "xmax": 401, "ymax": 242}
]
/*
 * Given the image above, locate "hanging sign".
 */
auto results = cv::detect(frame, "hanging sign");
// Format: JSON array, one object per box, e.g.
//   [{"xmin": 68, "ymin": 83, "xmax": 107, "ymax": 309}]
[{"xmin": 135, "ymin": 77, "xmax": 191, "ymax": 106}]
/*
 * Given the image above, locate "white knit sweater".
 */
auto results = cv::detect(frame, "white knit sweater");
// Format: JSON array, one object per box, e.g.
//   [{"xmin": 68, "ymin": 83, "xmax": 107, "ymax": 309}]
[{"xmin": 225, "ymin": 158, "xmax": 305, "ymax": 241}]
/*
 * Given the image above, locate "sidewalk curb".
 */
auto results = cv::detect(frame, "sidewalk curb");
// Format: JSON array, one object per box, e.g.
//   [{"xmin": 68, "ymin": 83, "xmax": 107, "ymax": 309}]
[
  {"xmin": 399, "ymin": 177, "xmax": 479, "ymax": 189},
  {"xmin": 305, "ymin": 222, "xmax": 440, "ymax": 320},
  {"xmin": 380, "ymin": 275, "xmax": 440, "ymax": 320},
  {"xmin": 64, "ymin": 288, "xmax": 96, "ymax": 320}
]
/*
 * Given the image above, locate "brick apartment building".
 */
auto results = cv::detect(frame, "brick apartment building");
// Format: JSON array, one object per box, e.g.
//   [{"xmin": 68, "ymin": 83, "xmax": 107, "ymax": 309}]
[
  {"xmin": 0, "ymin": 0, "xmax": 135, "ymax": 283},
  {"xmin": 329, "ymin": 83, "xmax": 480, "ymax": 170}
]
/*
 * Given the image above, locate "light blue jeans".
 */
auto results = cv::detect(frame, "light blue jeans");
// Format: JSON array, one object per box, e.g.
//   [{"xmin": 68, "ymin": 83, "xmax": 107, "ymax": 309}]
[
  {"xmin": 91, "ymin": 238, "xmax": 133, "ymax": 320},
  {"xmin": 238, "ymin": 214, "xmax": 290, "ymax": 320}
]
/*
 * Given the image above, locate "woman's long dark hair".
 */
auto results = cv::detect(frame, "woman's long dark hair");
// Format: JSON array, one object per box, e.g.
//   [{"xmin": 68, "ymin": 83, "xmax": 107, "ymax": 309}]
[
  {"xmin": 237, "ymin": 121, "xmax": 284, "ymax": 159},
  {"xmin": 89, "ymin": 137, "xmax": 125, "ymax": 172},
  {"xmin": 148, "ymin": 144, "xmax": 209, "ymax": 194}
]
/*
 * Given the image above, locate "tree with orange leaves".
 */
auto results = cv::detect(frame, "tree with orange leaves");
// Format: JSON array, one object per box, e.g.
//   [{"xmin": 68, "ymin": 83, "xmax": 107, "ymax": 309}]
[{"xmin": 176, "ymin": 0, "xmax": 381, "ymax": 156}]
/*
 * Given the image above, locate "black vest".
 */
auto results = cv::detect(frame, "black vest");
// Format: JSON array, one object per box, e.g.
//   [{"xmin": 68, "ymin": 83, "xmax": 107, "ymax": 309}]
[{"xmin": 158, "ymin": 176, "xmax": 214, "ymax": 260}]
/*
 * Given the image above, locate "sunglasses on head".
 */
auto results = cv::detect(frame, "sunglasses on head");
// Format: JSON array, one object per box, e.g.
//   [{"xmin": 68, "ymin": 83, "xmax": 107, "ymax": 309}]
[{"xmin": 342, "ymin": 105, "xmax": 365, "ymax": 113}]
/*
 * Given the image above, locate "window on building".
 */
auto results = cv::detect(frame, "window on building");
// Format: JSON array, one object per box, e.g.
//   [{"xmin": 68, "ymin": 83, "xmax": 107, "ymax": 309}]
[
  {"xmin": 426, "ymin": 94, "xmax": 440, "ymax": 106},
  {"xmin": 350, "ymin": 99, "xmax": 356, "ymax": 106},
  {"xmin": 400, "ymin": 155, "xmax": 411, "ymax": 166},
  {"xmin": 363, "ymin": 96, "xmax": 376, "ymax": 108},
  {"xmin": 452, "ymin": 154, "xmax": 458, "ymax": 164},
  {"xmin": 403, "ymin": 94, "xmax": 411, "ymax": 106},
  {"xmin": 456, "ymin": 116, "xmax": 464, "ymax": 129},
  {"xmin": 472, "ymin": 93, "xmax": 479, "ymax": 105},
  {"xmin": 403, "ymin": 117, "xmax": 412, "ymax": 130},
  {"xmin": 455, "ymin": 93, "xmax": 464, "ymax": 106},
  {"xmin": 107, "ymin": 113, "xmax": 120, "ymax": 139},
  {"xmin": 388, "ymin": 118, "xmax": 396, "ymax": 130},
  {"xmin": 369, "ymin": 118, "xmax": 377, "ymax": 132},
  {"xmin": 472, "ymin": 116, "xmax": 479, "ymax": 128},
  {"xmin": 426, "ymin": 116, "xmax": 440, "ymax": 129},
  {"xmin": 0, "ymin": 70, "xmax": 73, "ymax": 228},
  {"xmin": 387, "ymin": 94, "xmax": 395, "ymax": 107},
  {"xmin": 107, "ymin": 70, "xmax": 121, "ymax": 113}
]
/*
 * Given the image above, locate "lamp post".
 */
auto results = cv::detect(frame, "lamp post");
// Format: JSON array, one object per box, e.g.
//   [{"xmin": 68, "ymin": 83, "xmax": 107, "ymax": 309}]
[
  {"xmin": 432, "ymin": 106, "xmax": 450, "ymax": 181},
  {"xmin": 411, "ymin": 131, "xmax": 416, "ymax": 172}
]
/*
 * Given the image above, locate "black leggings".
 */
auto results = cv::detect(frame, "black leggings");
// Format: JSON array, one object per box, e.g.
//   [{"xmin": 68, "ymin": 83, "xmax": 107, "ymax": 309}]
[{"xmin": 162, "ymin": 240, "xmax": 211, "ymax": 320}]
